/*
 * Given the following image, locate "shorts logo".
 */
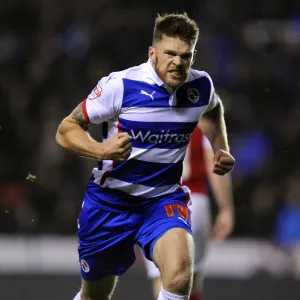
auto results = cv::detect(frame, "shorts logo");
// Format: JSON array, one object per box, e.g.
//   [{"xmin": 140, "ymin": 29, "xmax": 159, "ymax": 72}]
[
  {"xmin": 81, "ymin": 259, "xmax": 90, "ymax": 273},
  {"xmin": 88, "ymin": 82, "xmax": 102, "ymax": 100},
  {"xmin": 187, "ymin": 88, "xmax": 199, "ymax": 103}
]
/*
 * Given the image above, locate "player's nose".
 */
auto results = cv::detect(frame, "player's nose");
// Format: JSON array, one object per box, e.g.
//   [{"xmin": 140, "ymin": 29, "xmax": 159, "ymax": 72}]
[{"xmin": 172, "ymin": 55, "xmax": 182, "ymax": 66}]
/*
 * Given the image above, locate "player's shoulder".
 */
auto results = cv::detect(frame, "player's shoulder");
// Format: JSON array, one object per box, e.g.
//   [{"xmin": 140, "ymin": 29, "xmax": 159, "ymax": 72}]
[
  {"xmin": 103, "ymin": 62, "xmax": 148, "ymax": 84},
  {"xmin": 188, "ymin": 69, "xmax": 214, "ymax": 85},
  {"xmin": 185, "ymin": 69, "xmax": 215, "ymax": 105}
]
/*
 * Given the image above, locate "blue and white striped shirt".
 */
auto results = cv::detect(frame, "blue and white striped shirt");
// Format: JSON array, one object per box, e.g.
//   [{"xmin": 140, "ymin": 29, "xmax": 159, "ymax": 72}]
[{"xmin": 83, "ymin": 60, "xmax": 217, "ymax": 210}]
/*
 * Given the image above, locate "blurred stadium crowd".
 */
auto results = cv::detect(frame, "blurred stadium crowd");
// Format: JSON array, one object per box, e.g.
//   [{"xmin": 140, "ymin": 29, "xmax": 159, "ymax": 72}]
[{"xmin": 0, "ymin": 0, "xmax": 300, "ymax": 248}]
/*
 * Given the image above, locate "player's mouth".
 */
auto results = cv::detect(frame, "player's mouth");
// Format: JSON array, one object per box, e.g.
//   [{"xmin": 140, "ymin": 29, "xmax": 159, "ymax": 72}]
[{"xmin": 168, "ymin": 70, "xmax": 185, "ymax": 80}]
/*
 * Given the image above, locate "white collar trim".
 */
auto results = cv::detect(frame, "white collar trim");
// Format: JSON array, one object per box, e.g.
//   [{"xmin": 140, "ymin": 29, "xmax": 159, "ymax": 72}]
[{"xmin": 147, "ymin": 59, "xmax": 164, "ymax": 86}]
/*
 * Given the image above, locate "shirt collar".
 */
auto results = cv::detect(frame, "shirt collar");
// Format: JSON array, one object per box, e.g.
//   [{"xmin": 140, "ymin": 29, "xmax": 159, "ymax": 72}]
[{"xmin": 147, "ymin": 58, "xmax": 164, "ymax": 86}]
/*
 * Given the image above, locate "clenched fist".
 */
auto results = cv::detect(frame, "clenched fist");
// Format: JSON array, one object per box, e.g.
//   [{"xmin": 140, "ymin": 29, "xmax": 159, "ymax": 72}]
[
  {"xmin": 212, "ymin": 149, "xmax": 235, "ymax": 175},
  {"xmin": 102, "ymin": 132, "xmax": 132, "ymax": 161}
]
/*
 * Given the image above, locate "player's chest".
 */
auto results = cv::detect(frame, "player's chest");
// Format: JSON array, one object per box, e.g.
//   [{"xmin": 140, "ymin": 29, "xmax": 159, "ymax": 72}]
[{"xmin": 120, "ymin": 83, "xmax": 209, "ymax": 124}]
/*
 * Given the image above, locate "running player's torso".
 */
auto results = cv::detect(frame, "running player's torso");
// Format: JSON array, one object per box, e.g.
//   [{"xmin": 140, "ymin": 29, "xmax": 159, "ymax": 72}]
[{"xmin": 83, "ymin": 60, "xmax": 216, "ymax": 210}]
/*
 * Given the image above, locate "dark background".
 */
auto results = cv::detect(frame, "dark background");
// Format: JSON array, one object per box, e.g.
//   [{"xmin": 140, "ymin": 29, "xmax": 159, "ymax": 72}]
[{"xmin": 1, "ymin": 0, "xmax": 300, "ymax": 299}]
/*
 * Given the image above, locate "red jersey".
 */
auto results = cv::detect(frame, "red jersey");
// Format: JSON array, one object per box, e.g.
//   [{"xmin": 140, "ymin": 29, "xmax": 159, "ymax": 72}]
[{"xmin": 182, "ymin": 127, "xmax": 210, "ymax": 194}]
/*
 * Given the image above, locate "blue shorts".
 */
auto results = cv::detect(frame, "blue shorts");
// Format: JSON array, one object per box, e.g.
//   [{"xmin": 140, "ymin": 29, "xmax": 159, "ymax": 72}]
[{"xmin": 77, "ymin": 194, "xmax": 192, "ymax": 281}]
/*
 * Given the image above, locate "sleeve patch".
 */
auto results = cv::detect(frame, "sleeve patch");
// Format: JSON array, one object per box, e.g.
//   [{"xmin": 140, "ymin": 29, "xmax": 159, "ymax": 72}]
[{"xmin": 88, "ymin": 82, "xmax": 103, "ymax": 100}]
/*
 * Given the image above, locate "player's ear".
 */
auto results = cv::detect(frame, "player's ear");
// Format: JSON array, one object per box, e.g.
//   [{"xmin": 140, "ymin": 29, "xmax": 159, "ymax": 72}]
[
  {"xmin": 149, "ymin": 46, "xmax": 156, "ymax": 63},
  {"xmin": 192, "ymin": 50, "xmax": 197, "ymax": 65}
]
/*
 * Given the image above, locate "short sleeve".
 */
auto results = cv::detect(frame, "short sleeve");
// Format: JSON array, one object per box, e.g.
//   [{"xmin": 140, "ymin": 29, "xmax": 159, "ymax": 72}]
[
  {"xmin": 82, "ymin": 75, "xmax": 123, "ymax": 124},
  {"xmin": 203, "ymin": 72, "xmax": 218, "ymax": 112}
]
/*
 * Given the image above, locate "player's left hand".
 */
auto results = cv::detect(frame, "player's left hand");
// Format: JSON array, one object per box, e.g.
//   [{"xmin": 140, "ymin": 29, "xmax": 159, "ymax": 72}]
[
  {"xmin": 212, "ymin": 149, "xmax": 235, "ymax": 175},
  {"xmin": 213, "ymin": 208, "xmax": 234, "ymax": 240}
]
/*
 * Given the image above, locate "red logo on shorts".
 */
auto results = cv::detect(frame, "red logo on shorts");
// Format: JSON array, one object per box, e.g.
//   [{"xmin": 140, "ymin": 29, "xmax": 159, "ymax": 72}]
[{"xmin": 81, "ymin": 259, "xmax": 90, "ymax": 273}]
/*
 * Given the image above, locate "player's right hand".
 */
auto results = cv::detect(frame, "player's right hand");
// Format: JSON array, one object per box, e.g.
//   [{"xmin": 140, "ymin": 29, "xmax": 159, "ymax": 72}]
[
  {"xmin": 213, "ymin": 149, "xmax": 235, "ymax": 175},
  {"xmin": 101, "ymin": 132, "xmax": 132, "ymax": 161}
]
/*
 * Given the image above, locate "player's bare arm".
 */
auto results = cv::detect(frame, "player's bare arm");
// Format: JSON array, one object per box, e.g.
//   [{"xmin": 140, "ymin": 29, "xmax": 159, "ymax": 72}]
[
  {"xmin": 200, "ymin": 95, "xmax": 228, "ymax": 151},
  {"xmin": 204, "ymin": 144, "xmax": 235, "ymax": 239},
  {"xmin": 70, "ymin": 103, "xmax": 91, "ymax": 130},
  {"xmin": 200, "ymin": 95, "xmax": 235, "ymax": 175},
  {"xmin": 56, "ymin": 101, "xmax": 132, "ymax": 161},
  {"xmin": 204, "ymin": 141, "xmax": 234, "ymax": 209}
]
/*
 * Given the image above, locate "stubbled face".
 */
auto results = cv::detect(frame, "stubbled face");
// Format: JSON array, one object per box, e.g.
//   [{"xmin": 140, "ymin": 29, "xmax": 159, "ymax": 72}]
[{"xmin": 149, "ymin": 34, "xmax": 196, "ymax": 89}]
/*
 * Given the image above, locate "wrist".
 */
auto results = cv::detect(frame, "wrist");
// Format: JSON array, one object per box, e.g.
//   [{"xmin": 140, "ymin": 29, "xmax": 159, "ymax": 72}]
[
  {"xmin": 93, "ymin": 143, "xmax": 108, "ymax": 160},
  {"xmin": 219, "ymin": 204, "xmax": 234, "ymax": 212},
  {"xmin": 212, "ymin": 135, "xmax": 230, "ymax": 153}
]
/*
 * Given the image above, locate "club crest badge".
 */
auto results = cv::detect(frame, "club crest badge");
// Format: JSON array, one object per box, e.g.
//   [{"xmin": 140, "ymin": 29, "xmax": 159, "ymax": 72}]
[
  {"xmin": 187, "ymin": 88, "xmax": 199, "ymax": 103},
  {"xmin": 81, "ymin": 259, "xmax": 90, "ymax": 273}
]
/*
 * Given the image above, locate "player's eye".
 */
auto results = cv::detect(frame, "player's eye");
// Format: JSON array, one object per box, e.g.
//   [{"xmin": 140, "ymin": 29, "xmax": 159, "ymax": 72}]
[
  {"xmin": 181, "ymin": 53, "xmax": 192, "ymax": 60},
  {"xmin": 165, "ymin": 52, "xmax": 175, "ymax": 57}
]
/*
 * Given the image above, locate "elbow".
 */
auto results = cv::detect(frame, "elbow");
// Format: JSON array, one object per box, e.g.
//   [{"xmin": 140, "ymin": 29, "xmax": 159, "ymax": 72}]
[
  {"xmin": 55, "ymin": 122, "xmax": 67, "ymax": 148},
  {"xmin": 55, "ymin": 129, "xmax": 62, "ymax": 146}
]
